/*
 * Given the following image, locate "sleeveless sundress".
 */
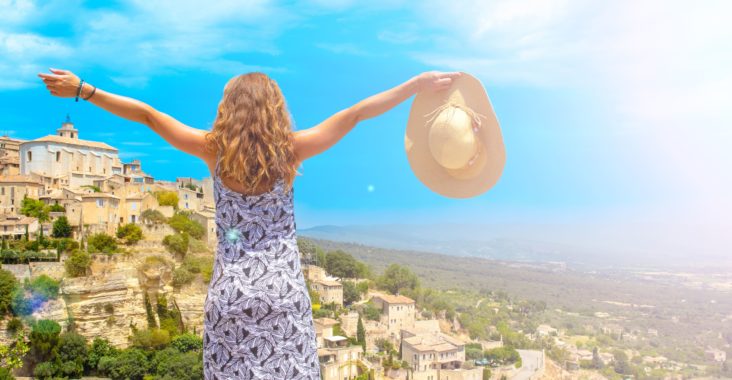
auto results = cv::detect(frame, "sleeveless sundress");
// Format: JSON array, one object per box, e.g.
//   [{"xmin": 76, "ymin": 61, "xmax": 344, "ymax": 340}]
[{"xmin": 203, "ymin": 153, "xmax": 321, "ymax": 379}]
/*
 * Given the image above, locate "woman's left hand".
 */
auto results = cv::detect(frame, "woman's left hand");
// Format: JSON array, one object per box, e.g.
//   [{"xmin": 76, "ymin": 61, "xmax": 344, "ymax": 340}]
[
  {"xmin": 416, "ymin": 71, "xmax": 462, "ymax": 93},
  {"xmin": 37, "ymin": 68, "xmax": 82, "ymax": 98}
]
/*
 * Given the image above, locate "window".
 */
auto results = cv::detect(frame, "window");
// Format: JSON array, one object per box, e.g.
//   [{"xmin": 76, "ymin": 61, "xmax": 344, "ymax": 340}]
[
  {"xmin": 27, "ymin": 151, "xmax": 32, "ymax": 161},
  {"xmin": 131, "ymin": 202, "xmax": 137, "ymax": 210},
  {"xmin": 1, "ymin": 187, "xmax": 3, "ymax": 195},
  {"xmin": 56, "ymin": 151, "xmax": 60, "ymax": 161},
  {"xmin": 97, "ymin": 199, "xmax": 105, "ymax": 207},
  {"xmin": 71, "ymin": 132, "xmax": 75, "ymax": 138}
]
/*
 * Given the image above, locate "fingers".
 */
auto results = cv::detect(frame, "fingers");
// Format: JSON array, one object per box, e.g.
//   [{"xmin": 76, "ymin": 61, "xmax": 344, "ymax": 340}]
[
  {"xmin": 441, "ymin": 71, "xmax": 462, "ymax": 80},
  {"xmin": 49, "ymin": 68, "xmax": 71, "ymax": 75},
  {"xmin": 434, "ymin": 77, "xmax": 452, "ymax": 86}
]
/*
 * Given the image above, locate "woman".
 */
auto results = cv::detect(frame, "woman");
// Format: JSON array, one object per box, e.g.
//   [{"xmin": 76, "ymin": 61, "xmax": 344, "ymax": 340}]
[{"xmin": 38, "ymin": 68, "xmax": 460, "ymax": 379}]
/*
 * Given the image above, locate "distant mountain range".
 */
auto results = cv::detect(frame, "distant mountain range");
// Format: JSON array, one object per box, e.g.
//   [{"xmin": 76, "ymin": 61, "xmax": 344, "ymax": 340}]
[{"xmin": 297, "ymin": 223, "xmax": 731, "ymax": 271}]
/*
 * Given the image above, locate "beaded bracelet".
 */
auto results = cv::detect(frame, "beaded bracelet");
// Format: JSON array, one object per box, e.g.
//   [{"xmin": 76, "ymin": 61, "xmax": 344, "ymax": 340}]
[
  {"xmin": 75, "ymin": 79, "xmax": 85, "ymax": 102},
  {"xmin": 82, "ymin": 85, "xmax": 97, "ymax": 101}
]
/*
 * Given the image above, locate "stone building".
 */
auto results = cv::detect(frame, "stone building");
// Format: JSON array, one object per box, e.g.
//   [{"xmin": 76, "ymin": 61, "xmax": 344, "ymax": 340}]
[
  {"xmin": 0, "ymin": 135, "xmax": 25, "ymax": 176},
  {"xmin": 0, "ymin": 174, "xmax": 45, "ymax": 214},
  {"xmin": 311, "ymin": 278, "xmax": 344, "ymax": 307},
  {"xmin": 0, "ymin": 214, "xmax": 38, "ymax": 239},
  {"xmin": 371, "ymin": 293, "xmax": 416, "ymax": 340},
  {"xmin": 18, "ymin": 116, "xmax": 124, "ymax": 189}
]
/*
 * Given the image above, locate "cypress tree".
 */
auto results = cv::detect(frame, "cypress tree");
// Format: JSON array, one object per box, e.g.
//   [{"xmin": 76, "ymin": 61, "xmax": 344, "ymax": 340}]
[{"xmin": 357, "ymin": 314, "xmax": 366, "ymax": 352}]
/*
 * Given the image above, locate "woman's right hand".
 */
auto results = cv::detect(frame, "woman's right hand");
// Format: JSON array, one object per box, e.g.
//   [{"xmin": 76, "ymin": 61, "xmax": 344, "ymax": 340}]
[{"xmin": 416, "ymin": 71, "xmax": 462, "ymax": 93}]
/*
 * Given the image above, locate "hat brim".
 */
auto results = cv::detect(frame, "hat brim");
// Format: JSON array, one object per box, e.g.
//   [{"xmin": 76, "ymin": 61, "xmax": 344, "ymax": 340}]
[{"xmin": 405, "ymin": 72, "xmax": 506, "ymax": 199}]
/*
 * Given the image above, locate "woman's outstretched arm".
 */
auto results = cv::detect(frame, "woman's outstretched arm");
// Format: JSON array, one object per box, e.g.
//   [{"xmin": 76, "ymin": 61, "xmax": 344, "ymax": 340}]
[
  {"xmin": 37, "ymin": 68, "xmax": 211, "ymax": 161},
  {"xmin": 293, "ymin": 71, "xmax": 461, "ymax": 162}
]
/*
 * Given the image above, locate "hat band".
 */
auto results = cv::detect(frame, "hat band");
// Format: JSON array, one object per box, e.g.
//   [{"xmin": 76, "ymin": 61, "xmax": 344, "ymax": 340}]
[{"xmin": 424, "ymin": 101, "xmax": 485, "ymax": 170}]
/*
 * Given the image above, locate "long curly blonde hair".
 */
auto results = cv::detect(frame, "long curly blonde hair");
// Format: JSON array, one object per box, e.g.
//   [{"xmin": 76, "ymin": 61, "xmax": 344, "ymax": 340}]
[{"xmin": 204, "ymin": 72, "xmax": 298, "ymax": 195}]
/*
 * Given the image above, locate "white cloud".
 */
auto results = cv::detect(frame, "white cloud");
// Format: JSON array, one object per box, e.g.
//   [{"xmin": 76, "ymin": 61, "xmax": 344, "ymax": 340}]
[
  {"xmin": 408, "ymin": 0, "xmax": 732, "ymax": 221},
  {"xmin": 0, "ymin": 0, "xmax": 303, "ymax": 89},
  {"xmin": 0, "ymin": 31, "xmax": 72, "ymax": 89}
]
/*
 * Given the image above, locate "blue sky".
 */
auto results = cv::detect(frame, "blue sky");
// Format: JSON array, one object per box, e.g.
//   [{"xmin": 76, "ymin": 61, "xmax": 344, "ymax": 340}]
[{"xmin": 1, "ymin": 0, "xmax": 731, "ymax": 254}]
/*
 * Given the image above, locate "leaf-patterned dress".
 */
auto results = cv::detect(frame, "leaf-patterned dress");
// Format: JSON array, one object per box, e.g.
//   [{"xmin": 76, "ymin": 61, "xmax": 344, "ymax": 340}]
[{"xmin": 203, "ymin": 153, "xmax": 321, "ymax": 379}]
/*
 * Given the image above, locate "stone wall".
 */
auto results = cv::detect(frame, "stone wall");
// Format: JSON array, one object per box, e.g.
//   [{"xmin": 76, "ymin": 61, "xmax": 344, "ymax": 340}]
[
  {"xmin": 1, "ymin": 263, "xmax": 30, "ymax": 281},
  {"xmin": 140, "ymin": 223, "xmax": 176, "ymax": 241},
  {"xmin": 29, "ymin": 261, "xmax": 66, "ymax": 280}
]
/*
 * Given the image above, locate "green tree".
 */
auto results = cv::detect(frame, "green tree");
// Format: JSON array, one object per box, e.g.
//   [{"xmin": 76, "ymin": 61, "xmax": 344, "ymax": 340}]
[
  {"xmin": 54, "ymin": 332, "xmax": 88, "ymax": 379},
  {"xmin": 51, "ymin": 216, "xmax": 72, "ymax": 238},
  {"xmin": 170, "ymin": 333, "xmax": 203, "ymax": 353},
  {"xmin": 362, "ymin": 300, "xmax": 381, "ymax": 321},
  {"xmin": 29, "ymin": 319, "xmax": 62, "ymax": 365},
  {"xmin": 20, "ymin": 196, "xmax": 50, "ymax": 223},
  {"xmin": 156, "ymin": 191, "xmax": 180, "ymax": 209},
  {"xmin": 377, "ymin": 264, "xmax": 420, "ymax": 294},
  {"xmin": 87, "ymin": 233, "xmax": 118, "ymax": 254},
  {"xmin": 356, "ymin": 314, "xmax": 366, "ymax": 352},
  {"xmin": 325, "ymin": 250, "xmax": 368, "ymax": 278},
  {"xmin": 49, "ymin": 203, "xmax": 65, "ymax": 212},
  {"xmin": 116, "ymin": 223, "xmax": 143, "ymax": 245},
  {"xmin": 87, "ymin": 337, "xmax": 119, "ymax": 373},
  {"xmin": 152, "ymin": 347, "xmax": 203, "ymax": 380},
  {"xmin": 0, "ymin": 268, "xmax": 18, "ymax": 316},
  {"xmin": 99, "ymin": 348, "xmax": 149, "ymax": 380},
  {"xmin": 342, "ymin": 280, "xmax": 361, "ymax": 305},
  {"xmin": 64, "ymin": 249, "xmax": 91, "ymax": 277}
]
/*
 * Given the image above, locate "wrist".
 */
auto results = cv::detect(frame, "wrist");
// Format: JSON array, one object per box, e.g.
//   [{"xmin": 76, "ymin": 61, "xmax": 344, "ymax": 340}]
[
  {"xmin": 80, "ymin": 82, "xmax": 96, "ymax": 101},
  {"xmin": 411, "ymin": 73, "xmax": 426, "ymax": 93}
]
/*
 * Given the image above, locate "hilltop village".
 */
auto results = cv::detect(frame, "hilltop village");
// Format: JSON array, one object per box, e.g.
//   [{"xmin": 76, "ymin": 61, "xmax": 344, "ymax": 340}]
[
  {"xmin": 0, "ymin": 118, "xmax": 544, "ymax": 380},
  {"xmin": 1, "ymin": 119, "xmax": 728, "ymax": 380}
]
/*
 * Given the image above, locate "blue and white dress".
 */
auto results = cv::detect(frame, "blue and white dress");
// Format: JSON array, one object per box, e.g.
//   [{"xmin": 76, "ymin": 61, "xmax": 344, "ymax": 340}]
[{"xmin": 203, "ymin": 153, "xmax": 321, "ymax": 379}]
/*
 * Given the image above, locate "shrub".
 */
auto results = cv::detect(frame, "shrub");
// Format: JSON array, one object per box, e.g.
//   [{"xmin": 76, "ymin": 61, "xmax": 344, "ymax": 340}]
[
  {"xmin": 87, "ymin": 233, "xmax": 118, "ymax": 254},
  {"xmin": 141, "ymin": 209, "xmax": 167, "ymax": 224},
  {"xmin": 131, "ymin": 328, "xmax": 171, "ymax": 351},
  {"xmin": 87, "ymin": 337, "xmax": 119, "ymax": 372},
  {"xmin": 116, "ymin": 223, "xmax": 143, "ymax": 245},
  {"xmin": 65, "ymin": 249, "xmax": 91, "ymax": 277},
  {"xmin": 163, "ymin": 233, "xmax": 189, "ymax": 256},
  {"xmin": 33, "ymin": 361, "xmax": 56, "ymax": 379},
  {"xmin": 172, "ymin": 267, "xmax": 195, "ymax": 288},
  {"xmin": 168, "ymin": 212, "xmax": 204, "ymax": 239},
  {"xmin": 152, "ymin": 348, "xmax": 203, "ymax": 380},
  {"xmin": 189, "ymin": 238, "xmax": 209, "ymax": 253},
  {"xmin": 0, "ymin": 268, "xmax": 18, "ymax": 316},
  {"xmin": 49, "ymin": 204, "xmax": 65, "ymax": 212},
  {"xmin": 54, "ymin": 237, "xmax": 79, "ymax": 254},
  {"xmin": 156, "ymin": 191, "xmax": 179, "ymax": 209},
  {"xmin": 28, "ymin": 275, "xmax": 60, "ymax": 301},
  {"xmin": 171, "ymin": 333, "xmax": 203, "ymax": 353},
  {"xmin": 100, "ymin": 348, "xmax": 150, "ymax": 380},
  {"xmin": 7, "ymin": 317, "xmax": 23, "ymax": 334}
]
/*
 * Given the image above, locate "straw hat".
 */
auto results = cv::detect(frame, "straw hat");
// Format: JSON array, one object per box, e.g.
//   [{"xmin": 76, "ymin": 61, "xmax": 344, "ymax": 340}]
[{"xmin": 405, "ymin": 72, "xmax": 505, "ymax": 198}]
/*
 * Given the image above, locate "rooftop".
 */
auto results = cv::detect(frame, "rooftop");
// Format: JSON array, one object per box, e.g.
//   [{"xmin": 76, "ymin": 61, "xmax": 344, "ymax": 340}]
[
  {"xmin": 374, "ymin": 293, "xmax": 415, "ymax": 304},
  {"xmin": 26, "ymin": 134, "xmax": 117, "ymax": 151}
]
